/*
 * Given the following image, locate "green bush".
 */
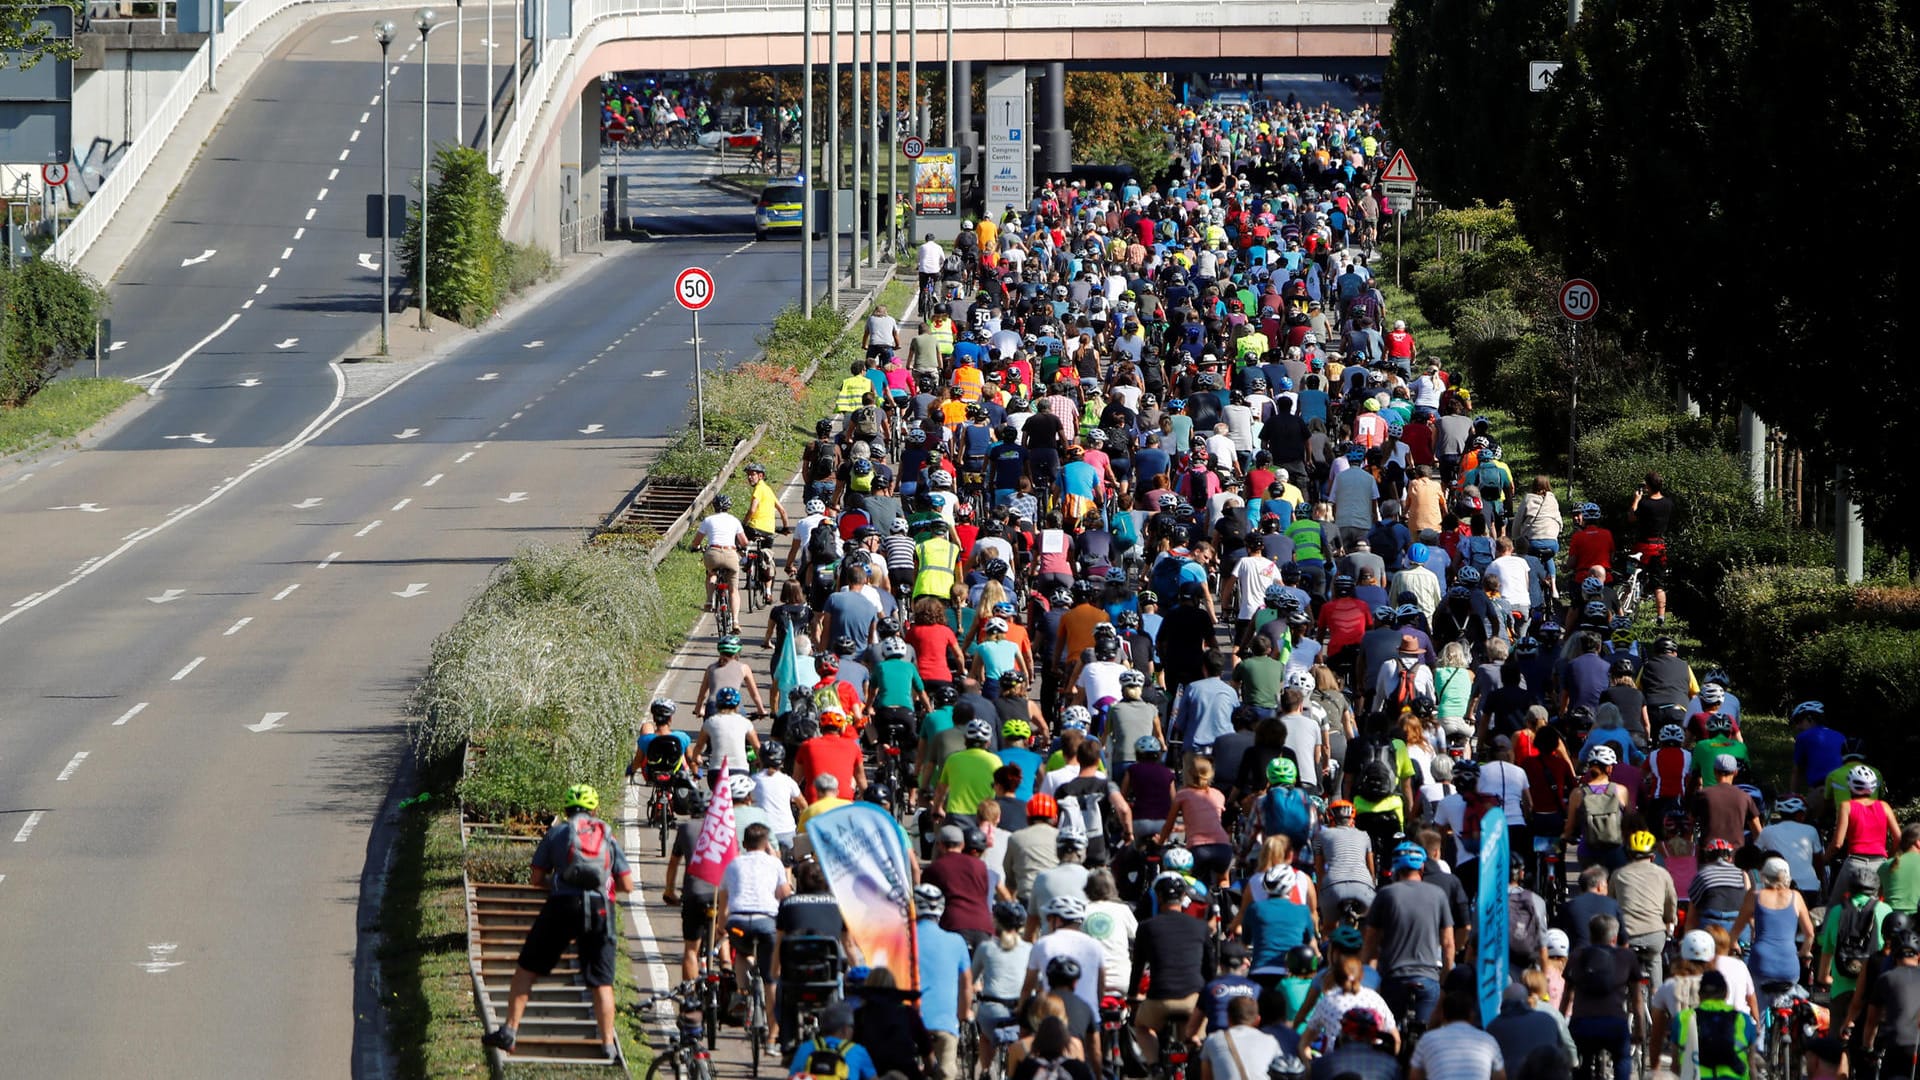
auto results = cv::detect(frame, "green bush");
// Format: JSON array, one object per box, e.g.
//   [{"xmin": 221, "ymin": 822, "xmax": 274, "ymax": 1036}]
[
  {"xmin": 495, "ymin": 241, "xmax": 555, "ymax": 298},
  {"xmin": 464, "ymin": 837, "xmax": 535, "ymax": 883},
  {"xmin": 650, "ymin": 428, "xmax": 727, "ymax": 482},
  {"xmin": 1790, "ymin": 624, "xmax": 1920, "ymax": 776},
  {"xmin": 1714, "ymin": 565, "xmax": 1850, "ymax": 706},
  {"xmin": 399, "ymin": 146, "xmax": 508, "ymax": 327},
  {"xmin": 0, "ymin": 259, "xmax": 107, "ymax": 407}
]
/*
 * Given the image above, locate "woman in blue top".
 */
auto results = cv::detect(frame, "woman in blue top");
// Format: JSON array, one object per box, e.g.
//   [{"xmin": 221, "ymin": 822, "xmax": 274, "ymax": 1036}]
[
  {"xmin": 968, "ymin": 618, "xmax": 1026, "ymax": 690},
  {"xmin": 1729, "ymin": 857, "xmax": 1814, "ymax": 987}
]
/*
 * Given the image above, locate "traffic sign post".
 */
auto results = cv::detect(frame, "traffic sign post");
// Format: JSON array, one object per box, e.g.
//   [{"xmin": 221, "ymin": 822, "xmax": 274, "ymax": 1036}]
[
  {"xmin": 1529, "ymin": 60, "xmax": 1563, "ymax": 92},
  {"xmin": 676, "ymin": 266, "xmax": 716, "ymax": 444},
  {"xmin": 1558, "ymin": 278, "xmax": 1599, "ymax": 501},
  {"xmin": 1380, "ymin": 151, "xmax": 1418, "ymax": 286},
  {"xmin": 901, "ymin": 135, "xmax": 925, "ymax": 159}
]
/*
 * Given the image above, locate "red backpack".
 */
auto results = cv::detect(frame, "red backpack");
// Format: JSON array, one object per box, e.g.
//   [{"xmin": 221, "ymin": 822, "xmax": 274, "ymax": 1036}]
[{"xmin": 560, "ymin": 817, "xmax": 614, "ymax": 894}]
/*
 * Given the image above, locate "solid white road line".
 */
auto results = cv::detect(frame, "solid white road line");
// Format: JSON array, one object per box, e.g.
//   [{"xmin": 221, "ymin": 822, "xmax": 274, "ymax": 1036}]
[
  {"xmin": 171, "ymin": 656, "xmax": 205, "ymax": 681},
  {"xmin": 146, "ymin": 312, "xmax": 241, "ymax": 396},
  {"xmin": 622, "ymin": 781, "xmax": 674, "ymax": 999},
  {"xmin": 113, "ymin": 702, "xmax": 148, "ymax": 726}
]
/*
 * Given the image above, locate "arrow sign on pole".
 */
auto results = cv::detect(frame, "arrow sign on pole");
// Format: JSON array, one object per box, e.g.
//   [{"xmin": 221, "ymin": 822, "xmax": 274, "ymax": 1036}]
[
  {"xmin": 246, "ymin": 712, "xmax": 289, "ymax": 733},
  {"xmin": 146, "ymin": 589, "xmax": 185, "ymax": 604},
  {"xmin": 357, "ymin": 252, "xmax": 380, "ymax": 271},
  {"xmin": 393, "ymin": 428, "xmax": 420, "ymax": 439},
  {"xmin": 180, "ymin": 250, "xmax": 217, "ymax": 267},
  {"xmin": 392, "ymin": 583, "xmax": 430, "ymax": 598},
  {"xmin": 1528, "ymin": 60, "xmax": 1564, "ymax": 92},
  {"xmin": 498, "ymin": 492, "xmax": 528, "ymax": 504},
  {"xmin": 292, "ymin": 497, "xmax": 324, "ymax": 509},
  {"xmin": 579, "ymin": 424, "xmax": 604, "ymax": 434}
]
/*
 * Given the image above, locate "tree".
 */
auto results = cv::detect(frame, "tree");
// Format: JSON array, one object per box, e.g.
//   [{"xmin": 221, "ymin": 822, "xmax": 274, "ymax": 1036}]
[
  {"xmin": 1383, "ymin": 0, "xmax": 1563, "ymax": 204},
  {"xmin": 0, "ymin": 258, "xmax": 106, "ymax": 407},
  {"xmin": 0, "ymin": 2, "xmax": 80, "ymax": 70},
  {"xmin": 1064, "ymin": 72, "xmax": 1175, "ymax": 178},
  {"xmin": 400, "ymin": 146, "xmax": 507, "ymax": 326}
]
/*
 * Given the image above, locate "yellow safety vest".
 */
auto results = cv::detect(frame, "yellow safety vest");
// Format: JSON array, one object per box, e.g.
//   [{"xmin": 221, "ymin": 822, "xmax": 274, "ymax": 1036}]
[
  {"xmin": 913, "ymin": 537, "xmax": 959, "ymax": 599},
  {"xmin": 929, "ymin": 318, "xmax": 955, "ymax": 357},
  {"xmin": 836, "ymin": 376, "xmax": 871, "ymax": 414}
]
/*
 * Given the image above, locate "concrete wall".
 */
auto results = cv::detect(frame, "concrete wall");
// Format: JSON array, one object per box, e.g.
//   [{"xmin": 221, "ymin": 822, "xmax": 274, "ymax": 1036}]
[{"xmin": 0, "ymin": 32, "xmax": 203, "ymax": 210}]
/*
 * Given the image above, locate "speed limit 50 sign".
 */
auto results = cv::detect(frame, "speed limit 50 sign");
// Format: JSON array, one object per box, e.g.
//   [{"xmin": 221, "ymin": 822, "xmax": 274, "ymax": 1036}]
[
  {"xmin": 675, "ymin": 266, "xmax": 715, "ymax": 311},
  {"xmin": 1558, "ymin": 278, "xmax": 1599, "ymax": 322}
]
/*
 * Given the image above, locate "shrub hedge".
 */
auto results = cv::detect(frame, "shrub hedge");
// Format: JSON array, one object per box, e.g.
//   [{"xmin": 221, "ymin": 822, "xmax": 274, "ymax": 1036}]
[{"xmin": 0, "ymin": 258, "xmax": 107, "ymax": 407}]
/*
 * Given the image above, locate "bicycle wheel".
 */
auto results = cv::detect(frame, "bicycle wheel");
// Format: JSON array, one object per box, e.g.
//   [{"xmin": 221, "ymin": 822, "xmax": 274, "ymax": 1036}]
[
  {"xmin": 716, "ymin": 589, "xmax": 735, "ymax": 635},
  {"xmin": 645, "ymin": 1046, "xmax": 680, "ymax": 1080},
  {"xmin": 749, "ymin": 977, "xmax": 766, "ymax": 1076},
  {"xmin": 658, "ymin": 797, "xmax": 671, "ymax": 857}
]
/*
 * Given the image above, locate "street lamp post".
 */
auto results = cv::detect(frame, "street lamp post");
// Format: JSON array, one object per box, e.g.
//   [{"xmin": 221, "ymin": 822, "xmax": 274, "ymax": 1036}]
[
  {"xmin": 801, "ymin": 0, "xmax": 814, "ymax": 316},
  {"xmin": 375, "ymin": 20, "xmax": 396, "ymax": 355},
  {"xmin": 417, "ymin": 7, "xmax": 439, "ymax": 330},
  {"xmin": 850, "ymin": 0, "xmax": 861, "ymax": 283},
  {"xmin": 485, "ymin": 0, "xmax": 494, "ymax": 168},
  {"xmin": 908, "ymin": 0, "xmax": 917, "ymax": 136},
  {"xmin": 888, "ymin": 0, "xmax": 897, "ymax": 260},
  {"xmin": 828, "ymin": 0, "xmax": 840, "ymax": 311},
  {"xmin": 943, "ymin": 0, "xmax": 953, "ymax": 146},
  {"xmin": 454, "ymin": 0, "xmax": 465, "ymax": 145},
  {"xmin": 867, "ymin": 0, "xmax": 879, "ymax": 268}
]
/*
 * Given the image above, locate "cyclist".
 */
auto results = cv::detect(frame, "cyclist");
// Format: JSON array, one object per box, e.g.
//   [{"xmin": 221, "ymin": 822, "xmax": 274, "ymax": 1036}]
[
  {"xmin": 627, "ymin": 696, "xmax": 692, "ymax": 792},
  {"xmin": 1362, "ymin": 842, "xmax": 1454, "ymax": 1039},
  {"xmin": 689, "ymin": 685, "xmax": 760, "ymax": 784},
  {"xmin": 1560, "ymin": 912, "xmax": 1638, "ymax": 1080},
  {"xmin": 743, "ymin": 461, "xmax": 790, "ymax": 552},
  {"xmin": 692, "ymin": 494, "xmax": 749, "ymax": 613},
  {"xmin": 1610, "ymin": 829, "xmax": 1678, "ymax": 990},
  {"xmin": 912, "ymin": 882, "xmax": 975, "ymax": 1080},
  {"xmin": 716, "ymin": 823, "xmax": 789, "ymax": 1030},
  {"xmin": 695, "ymin": 632, "xmax": 765, "ymax": 717},
  {"xmin": 1129, "ymin": 874, "xmax": 1213, "ymax": 1067}
]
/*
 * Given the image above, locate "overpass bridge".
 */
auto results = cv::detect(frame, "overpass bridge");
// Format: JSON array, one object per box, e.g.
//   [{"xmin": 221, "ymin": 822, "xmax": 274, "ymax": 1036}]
[{"xmin": 50, "ymin": 0, "xmax": 1387, "ymax": 272}]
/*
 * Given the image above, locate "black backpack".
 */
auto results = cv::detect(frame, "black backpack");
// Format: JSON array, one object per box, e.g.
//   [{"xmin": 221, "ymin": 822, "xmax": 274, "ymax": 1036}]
[
  {"xmin": 808, "ymin": 439, "xmax": 839, "ymax": 482},
  {"xmin": 807, "ymin": 525, "xmax": 843, "ymax": 567},
  {"xmin": 1834, "ymin": 898, "xmax": 1879, "ymax": 979},
  {"xmin": 1356, "ymin": 758, "xmax": 1396, "ymax": 802},
  {"xmin": 1692, "ymin": 1007, "xmax": 1747, "ymax": 1076}
]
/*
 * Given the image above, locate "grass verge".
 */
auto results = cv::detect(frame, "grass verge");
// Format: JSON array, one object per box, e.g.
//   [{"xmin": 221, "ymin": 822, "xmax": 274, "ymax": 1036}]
[
  {"xmin": 0, "ymin": 377, "xmax": 141, "ymax": 457},
  {"xmin": 382, "ymin": 272, "xmax": 900, "ymax": 1072}
]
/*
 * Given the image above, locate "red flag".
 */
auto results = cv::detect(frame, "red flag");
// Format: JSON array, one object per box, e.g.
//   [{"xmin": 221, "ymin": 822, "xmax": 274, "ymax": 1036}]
[{"xmin": 686, "ymin": 762, "xmax": 738, "ymax": 886}]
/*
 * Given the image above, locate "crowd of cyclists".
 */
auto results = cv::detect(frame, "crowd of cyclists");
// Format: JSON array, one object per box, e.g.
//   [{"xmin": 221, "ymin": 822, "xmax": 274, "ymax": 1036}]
[{"xmin": 610, "ymin": 94, "xmax": 1916, "ymax": 1080}]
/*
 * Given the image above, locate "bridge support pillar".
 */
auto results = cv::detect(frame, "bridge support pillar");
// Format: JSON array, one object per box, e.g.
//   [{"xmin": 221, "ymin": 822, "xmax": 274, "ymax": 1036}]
[
  {"xmin": 953, "ymin": 59, "xmax": 979, "ymax": 186},
  {"xmin": 1036, "ymin": 60, "xmax": 1070, "ymax": 176},
  {"xmin": 579, "ymin": 81, "xmax": 603, "ymax": 249}
]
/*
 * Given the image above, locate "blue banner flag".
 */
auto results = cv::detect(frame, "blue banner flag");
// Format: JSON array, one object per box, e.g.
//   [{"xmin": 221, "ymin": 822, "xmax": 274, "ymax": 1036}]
[{"xmin": 1475, "ymin": 805, "xmax": 1510, "ymax": 1027}]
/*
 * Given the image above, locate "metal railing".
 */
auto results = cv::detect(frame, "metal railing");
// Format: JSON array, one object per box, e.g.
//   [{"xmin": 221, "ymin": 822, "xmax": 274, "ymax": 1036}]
[{"xmin": 49, "ymin": 0, "xmax": 329, "ymax": 266}]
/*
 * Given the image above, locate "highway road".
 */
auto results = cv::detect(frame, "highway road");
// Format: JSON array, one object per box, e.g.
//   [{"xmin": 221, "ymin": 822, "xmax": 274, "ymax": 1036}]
[{"xmin": 0, "ymin": 8, "xmax": 834, "ymax": 1076}]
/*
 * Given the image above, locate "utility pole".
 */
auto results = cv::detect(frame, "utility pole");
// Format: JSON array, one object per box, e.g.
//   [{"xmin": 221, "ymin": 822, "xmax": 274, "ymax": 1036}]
[
  {"xmin": 485, "ymin": 0, "xmax": 494, "ymax": 168},
  {"xmin": 801, "ymin": 0, "xmax": 814, "ymax": 316},
  {"xmin": 908, "ymin": 0, "xmax": 917, "ymax": 136},
  {"xmin": 888, "ymin": 0, "xmax": 898, "ymax": 261},
  {"xmin": 868, "ymin": 0, "xmax": 880, "ymax": 267},
  {"xmin": 943, "ymin": 0, "xmax": 953, "ymax": 146},
  {"xmin": 454, "ymin": 0, "xmax": 465, "ymax": 144},
  {"xmin": 850, "ymin": 0, "xmax": 862, "ymax": 279},
  {"xmin": 828, "ymin": 0, "xmax": 841, "ymax": 311}
]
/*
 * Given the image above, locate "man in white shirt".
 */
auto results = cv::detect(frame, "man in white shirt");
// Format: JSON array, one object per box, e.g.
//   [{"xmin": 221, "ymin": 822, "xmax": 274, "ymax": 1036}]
[
  {"xmin": 692, "ymin": 495, "xmax": 748, "ymax": 611},
  {"xmin": 1230, "ymin": 547, "xmax": 1283, "ymax": 625},
  {"xmin": 753, "ymin": 754, "xmax": 806, "ymax": 854},
  {"xmin": 716, "ymin": 824, "xmax": 792, "ymax": 1028},
  {"xmin": 785, "ymin": 498, "xmax": 831, "ymax": 577},
  {"xmin": 1205, "ymin": 423, "xmax": 1240, "ymax": 477},
  {"xmin": 1487, "ymin": 537, "xmax": 1533, "ymax": 622}
]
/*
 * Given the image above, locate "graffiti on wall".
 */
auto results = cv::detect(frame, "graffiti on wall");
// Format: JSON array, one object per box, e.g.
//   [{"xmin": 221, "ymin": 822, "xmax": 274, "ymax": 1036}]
[{"xmin": 57, "ymin": 138, "xmax": 130, "ymax": 208}]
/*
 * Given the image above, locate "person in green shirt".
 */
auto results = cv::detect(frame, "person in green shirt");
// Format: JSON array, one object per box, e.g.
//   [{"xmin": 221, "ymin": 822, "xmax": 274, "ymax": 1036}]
[
  {"xmin": 934, "ymin": 719, "xmax": 1003, "ymax": 819},
  {"xmin": 1675, "ymin": 970, "xmax": 1757, "ymax": 1080},
  {"xmin": 1232, "ymin": 635, "xmax": 1287, "ymax": 713},
  {"xmin": 1879, "ymin": 827, "xmax": 1920, "ymax": 914},
  {"xmin": 918, "ymin": 685, "xmax": 956, "ymax": 743},
  {"xmin": 1815, "ymin": 864, "xmax": 1890, "ymax": 1016},
  {"xmin": 867, "ymin": 649, "xmax": 926, "ymax": 714},
  {"xmin": 1694, "ymin": 729, "xmax": 1748, "ymax": 786},
  {"xmin": 1825, "ymin": 754, "xmax": 1884, "ymax": 814}
]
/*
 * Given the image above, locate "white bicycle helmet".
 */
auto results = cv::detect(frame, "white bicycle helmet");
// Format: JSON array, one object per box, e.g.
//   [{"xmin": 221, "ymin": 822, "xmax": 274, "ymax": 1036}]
[
  {"xmin": 965, "ymin": 718, "xmax": 995, "ymax": 743},
  {"xmin": 929, "ymin": 469, "xmax": 954, "ymax": 490},
  {"xmin": 806, "ymin": 498, "xmax": 827, "ymax": 514},
  {"xmin": 880, "ymin": 637, "xmax": 909, "ymax": 660},
  {"xmin": 727, "ymin": 774, "xmax": 757, "ymax": 801},
  {"xmin": 1680, "ymin": 930, "xmax": 1716, "ymax": 962},
  {"xmin": 1042, "ymin": 895, "xmax": 1087, "ymax": 922},
  {"xmin": 1285, "ymin": 670, "xmax": 1316, "ymax": 694},
  {"xmin": 1587, "ymin": 744, "xmax": 1619, "ymax": 767},
  {"xmin": 914, "ymin": 883, "xmax": 946, "ymax": 917},
  {"xmin": 1849, "ymin": 764, "xmax": 1879, "ymax": 795},
  {"xmin": 1162, "ymin": 845, "xmax": 1194, "ymax": 874},
  {"xmin": 1061, "ymin": 705, "xmax": 1092, "ymax": 731},
  {"xmin": 1543, "ymin": 929, "xmax": 1570, "ymax": 959}
]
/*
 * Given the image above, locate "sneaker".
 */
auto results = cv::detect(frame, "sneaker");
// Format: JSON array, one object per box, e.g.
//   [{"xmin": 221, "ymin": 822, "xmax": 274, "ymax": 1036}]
[{"xmin": 482, "ymin": 1027, "xmax": 517, "ymax": 1052}]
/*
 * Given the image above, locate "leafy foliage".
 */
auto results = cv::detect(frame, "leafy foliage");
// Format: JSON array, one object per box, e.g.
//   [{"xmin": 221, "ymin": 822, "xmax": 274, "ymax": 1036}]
[
  {"xmin": 0, "ymin": 258, "xmax": 106, "ymax": 407},
  {"xmin": 0, "ymin": 2, "xmax": 80, "ymax": 69},
  {"xmin": 399, "ymin": 146, "xmax": 544, "ymax": 327},
  {"xmin": 1064, "ymin": 73, "xmax": 1175, "ymax": 178}
]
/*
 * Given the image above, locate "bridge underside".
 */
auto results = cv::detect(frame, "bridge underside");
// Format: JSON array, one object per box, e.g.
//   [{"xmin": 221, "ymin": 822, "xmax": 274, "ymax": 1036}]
[{"xmin": 583, "ymin": 25, "xmax": 1389, "ymax": 73}]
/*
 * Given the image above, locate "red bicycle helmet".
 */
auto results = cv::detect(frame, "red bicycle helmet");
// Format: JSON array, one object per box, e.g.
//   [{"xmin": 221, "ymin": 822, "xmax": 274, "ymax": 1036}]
[{"xmin": 1026, "ymin": 793, "xmax": 1058, "ymax": 820}]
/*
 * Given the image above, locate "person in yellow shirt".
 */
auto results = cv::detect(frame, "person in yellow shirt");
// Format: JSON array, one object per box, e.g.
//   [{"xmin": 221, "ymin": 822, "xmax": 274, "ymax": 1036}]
[
  {"xmin": 976, "ymin": 217, "xmax": 998, "ymax": 254},
  {"xmin": 743, "ymin": 461, "xmax": 788, "ymax": 545}
]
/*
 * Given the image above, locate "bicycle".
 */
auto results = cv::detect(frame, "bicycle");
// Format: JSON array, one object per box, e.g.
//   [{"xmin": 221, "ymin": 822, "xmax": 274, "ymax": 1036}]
[
  {"xmin": 1615, "ymin": 550, "xmax": 1647, "ymax": 622},
  {"xmin": 711, "ymin": 568, "xmax": 738, "ymax": 636},
  {"xmin": 1760, "ymin": 981, "xmax": 1812, "ymax": 1080},
  {"xmin": 742, "ymin": 541, "xmax": 773, "ymax": 615},
  {"xmin": 640, "ymin": 982, "xmax": 715, "ymax": 1080},
  {"xmin": 727, "ymin": 923, "xmax": 771, "ymax": 1075},
  {"xmin": 643, "ymin": 769, "xmax": 680, "ymax": 857}
]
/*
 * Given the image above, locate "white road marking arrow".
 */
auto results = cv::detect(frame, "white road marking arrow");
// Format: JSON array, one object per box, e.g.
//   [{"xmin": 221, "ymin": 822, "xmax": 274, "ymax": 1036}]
[
  {"xmin": 48, "ymin": 502, "xmax": 109, "ymax": 512},
  {"xmin": 108, "ymin": 340, "xmax": 127, "ymax": 352},
  {"xmin": 393, "ymin": 428, "xmax": 420, "ymax": 439},
  {"xmin": 246, "ymin": 711, "xmax": 289, "ymax": 733},
  {"xmin": 163, "ymin": 433, "xmax": 216, "ymax": 444},
  {"xmin": 477, "ymin": 372, "xmax": 499, "ymax": 381},
  {"xmin": 274, "ymin": 338, "xmax": 299, "ymax": 350},
  {"xmin": 498, "ymin": 492, "xmax": 528, "ymax": 504},
  {"xmin": 522, "ymin": 340, "xmax": 545, "ymax": 349},
  {"xmin": 331, "ymin": 34, "xmax": 359, "ymax": 44},
  {"xmin": 292, "ymin": 497, "xmax": 324, "ymax": 509},
  {"xmin": 135, "ymin": 943, "xmax": 185, "ymax": 974},
  {"xmin": 180, "ymin": 249, "xmax": 216, "ymax": 267},
  {"xmin": 146, "ymin": 589, "xmax": 185, "ymax": 604},
  {"xmin": 645, "ymin": 370, "xmax": 667, "ymax": 377},
  {"xmin": 238, "ymin": 377, "xmax": 262, "ymax": 387},
  {"xmin": 357, "ymin": 252, "xmax": 380, "ymax": 271},
  {"xmin": 392, "ymin": 583, "xmax": 430, "ymax": 598},
  {"xmin": 579, "ymin": 424, "xmax": 604, "ymax": 434}
]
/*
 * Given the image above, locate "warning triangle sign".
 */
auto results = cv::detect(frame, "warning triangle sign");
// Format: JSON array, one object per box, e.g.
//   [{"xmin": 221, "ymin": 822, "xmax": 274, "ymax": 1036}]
[{"xmin": 1381, "ymin": 149, "xmax": 1418, "ymax": 184}]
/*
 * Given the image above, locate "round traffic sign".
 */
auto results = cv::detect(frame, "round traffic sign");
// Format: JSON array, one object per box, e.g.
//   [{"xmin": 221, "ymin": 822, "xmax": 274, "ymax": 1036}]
[
  {"xmin": 901, "ymin": 135, "xmax": 925, "ymax": 160},
  {"xmin": 675, "ymin": 266, "xmax": 715, "ymax": 312},
  {"xmin": 1558, "ymin": 278, "xmax": 1599, "ymax": 322},
  {"xmin": 41, "ymin": 162, "xmax": 68, "ymax": 186}
]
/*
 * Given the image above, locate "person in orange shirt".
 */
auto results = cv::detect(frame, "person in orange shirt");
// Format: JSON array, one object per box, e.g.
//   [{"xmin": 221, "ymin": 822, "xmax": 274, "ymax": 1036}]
[
  {"xmin": 1053, "ymin": 582, "xmax": 1110, "ymax": 672},
  {"xmin": 951, "ymin": 358, "xmax": 984, "ymax": 403}
]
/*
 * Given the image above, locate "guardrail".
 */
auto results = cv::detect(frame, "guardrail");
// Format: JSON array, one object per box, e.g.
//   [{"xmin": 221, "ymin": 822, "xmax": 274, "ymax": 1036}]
[{"xmin": 49, "ymin": 0, "xmax": 324, "ymax": 267}]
